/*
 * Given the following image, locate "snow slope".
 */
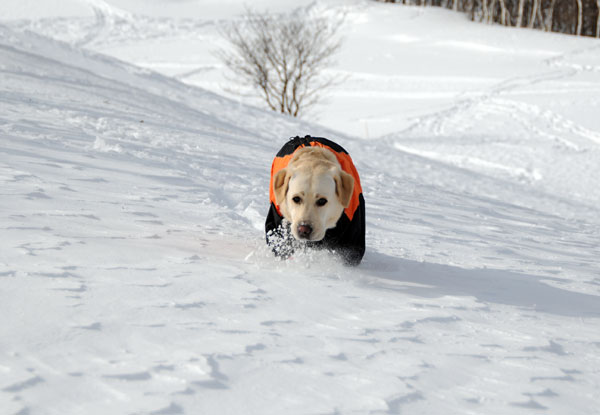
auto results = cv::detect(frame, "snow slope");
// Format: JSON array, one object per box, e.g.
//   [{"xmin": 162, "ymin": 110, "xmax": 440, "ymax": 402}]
[
  {"xmin": 2, "ymin": 1, "xmax": 600, "ymax": 414},
  {"xmin": 6, "ymin": 0, "xmax": 600, "ymax": 137}
]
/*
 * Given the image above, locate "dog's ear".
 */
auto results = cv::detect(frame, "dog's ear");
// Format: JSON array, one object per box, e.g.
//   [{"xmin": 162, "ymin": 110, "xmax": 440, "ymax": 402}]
[
  {"xmin": 273, "ymin": 168, "xmax": 290, "ymax": 206},
  {"xmin": 335, "ymin": 170, "xmax": 354, "ymax": 208}
]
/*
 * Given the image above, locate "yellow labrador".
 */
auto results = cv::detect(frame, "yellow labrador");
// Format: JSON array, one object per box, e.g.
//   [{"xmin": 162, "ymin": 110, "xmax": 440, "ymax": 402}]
[
  {"xmin": 272, "ymin": 146, "xmax": 355, "ymax": 242},
  {"xmin": 266, "ymin": 135, "xmax": 365, "ymax": 265}
]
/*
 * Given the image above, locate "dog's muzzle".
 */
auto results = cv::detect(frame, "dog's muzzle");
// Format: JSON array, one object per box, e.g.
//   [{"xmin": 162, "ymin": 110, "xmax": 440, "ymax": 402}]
[{"xmin": 297, "ymin": 223, "xmax": 313, "ymax": 239}]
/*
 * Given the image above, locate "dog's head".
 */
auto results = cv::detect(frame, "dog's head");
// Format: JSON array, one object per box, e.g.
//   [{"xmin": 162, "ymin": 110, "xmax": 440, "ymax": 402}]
[{"xmin": 273, "ymin": 147, "xmax": 354, "ymax": 242}]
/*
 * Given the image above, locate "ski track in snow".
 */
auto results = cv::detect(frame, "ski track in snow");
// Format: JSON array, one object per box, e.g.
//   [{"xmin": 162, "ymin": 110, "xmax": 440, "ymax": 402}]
[
  {"xmin": 399, "ymin": 43, "xmax": 600, "ymax": 146},
  {"xmin": 1, "ymin": 2, "xmax": 600, "ymax": 414},
  {"xmin": 387, "ymin": 41, "xmax": 600, "ymax": 210}
]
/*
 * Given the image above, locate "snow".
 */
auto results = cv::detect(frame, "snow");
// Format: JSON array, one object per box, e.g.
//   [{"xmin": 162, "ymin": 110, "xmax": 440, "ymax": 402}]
[{"xmin": 1, "ymin": 0, "xmax": 600, "ymax": 414}]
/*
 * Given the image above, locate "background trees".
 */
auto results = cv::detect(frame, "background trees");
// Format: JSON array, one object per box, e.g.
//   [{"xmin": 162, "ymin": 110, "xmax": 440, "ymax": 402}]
[{"xmin": 378, "ymin": 0, "xmax": 600, "ymax": 37}]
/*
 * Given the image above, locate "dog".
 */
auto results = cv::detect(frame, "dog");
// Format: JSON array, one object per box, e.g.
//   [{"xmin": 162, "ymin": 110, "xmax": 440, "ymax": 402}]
[{"xmin": 265, "ymin": 136, "xmax": 365, "ymax": 265}]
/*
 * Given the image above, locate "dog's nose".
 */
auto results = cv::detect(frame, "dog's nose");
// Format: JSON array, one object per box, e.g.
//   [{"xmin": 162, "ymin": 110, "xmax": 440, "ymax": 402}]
[{"xmin": 297, "ymin": 224, "xmax": 313, "ymax": 239}]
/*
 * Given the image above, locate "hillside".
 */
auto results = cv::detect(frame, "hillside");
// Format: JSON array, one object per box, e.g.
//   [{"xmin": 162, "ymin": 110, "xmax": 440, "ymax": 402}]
[{"xmin": 1, "ymin": 1, "xmax": 600, "ymax": 414}]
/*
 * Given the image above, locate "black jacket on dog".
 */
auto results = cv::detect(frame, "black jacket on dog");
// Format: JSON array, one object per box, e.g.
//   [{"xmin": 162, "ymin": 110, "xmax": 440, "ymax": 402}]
[{"xmin": 265, "ymin": 136, "xmax": 365, "ymax": 266}]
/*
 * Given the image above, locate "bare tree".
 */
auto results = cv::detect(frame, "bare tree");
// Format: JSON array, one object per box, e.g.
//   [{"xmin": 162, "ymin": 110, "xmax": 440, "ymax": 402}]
[
  {"xmin": 575, "ymin": 0, "xmax": 584, "ymax": 35},
  {"xmin": 544, "ymin": 0, "xmax": 558, "ymax": 31},
  {"xmin": 481, "ymin": 0, "xmax": 490, "ymax": 21},
  {"xmin": 488, "ymin": 0, "xmax": 498, "ymax": 22},
  {"xmin": 498, "ymin": 0, "xmax": 510, "ymax": 25},
  {"xmin": 516, "ymin": 0, "xmax": 526, "ymax": 26},
  {"xmin": 597, "ymin": 0, "xmax": 600, "ymax": 36},
  {"xmin": 528, "ymin": 0, "xmax": 540, "ymax": 27},
  {"xmin": 215, "ymin": 8, "xmax": 343, "ymax": 117}
]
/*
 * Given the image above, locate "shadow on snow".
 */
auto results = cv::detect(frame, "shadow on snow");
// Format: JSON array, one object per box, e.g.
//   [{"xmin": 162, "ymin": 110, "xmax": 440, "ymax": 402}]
[{"xmin": 361, "ymin": 250, "xmax": 600, "ymax": 318}]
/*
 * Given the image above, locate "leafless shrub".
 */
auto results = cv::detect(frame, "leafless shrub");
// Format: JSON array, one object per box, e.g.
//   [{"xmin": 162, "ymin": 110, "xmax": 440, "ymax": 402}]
[{"xmin": 215, "ymin": 8, "xmax": 344, "ymax": 117}]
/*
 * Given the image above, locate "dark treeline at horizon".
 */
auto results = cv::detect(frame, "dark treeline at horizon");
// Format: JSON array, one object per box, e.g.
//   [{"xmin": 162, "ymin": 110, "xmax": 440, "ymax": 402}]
[{"xmin": 378, "ymin": 0, "xmax": 600, "ymax": 37}]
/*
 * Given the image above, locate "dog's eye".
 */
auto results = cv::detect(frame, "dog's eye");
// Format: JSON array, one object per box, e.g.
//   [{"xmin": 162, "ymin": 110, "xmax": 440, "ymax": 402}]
[
  {"xmin": 292, "ymin": 196, "xmax": 302, "ymax": 204},
  {"xmin": 316, "ymin": 198, "xmax": 327, "ymax": 207}
]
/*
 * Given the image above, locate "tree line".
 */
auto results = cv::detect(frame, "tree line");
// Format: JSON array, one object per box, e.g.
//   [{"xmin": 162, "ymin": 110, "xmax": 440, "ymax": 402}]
[{"xmin": 379, "ymin": 0, "xmax": 600, "ymax": 37}]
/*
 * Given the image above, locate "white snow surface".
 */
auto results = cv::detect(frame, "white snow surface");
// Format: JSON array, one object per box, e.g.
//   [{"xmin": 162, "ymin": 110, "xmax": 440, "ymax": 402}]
[{"xmin": 1, "ymin": 1, "xmax": 600, "ymax": 414}]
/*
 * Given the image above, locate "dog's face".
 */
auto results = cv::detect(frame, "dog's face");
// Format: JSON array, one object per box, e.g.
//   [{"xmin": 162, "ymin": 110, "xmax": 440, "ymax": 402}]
[{"xmin": 273, "ymin": 147, "xmax": 354, "ymax": 242}]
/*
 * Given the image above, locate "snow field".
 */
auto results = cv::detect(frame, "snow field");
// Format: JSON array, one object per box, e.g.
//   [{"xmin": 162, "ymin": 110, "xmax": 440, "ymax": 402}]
[{"xmin": 1, "ymin": 1, "xmax": 600, "ymax": 414}]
